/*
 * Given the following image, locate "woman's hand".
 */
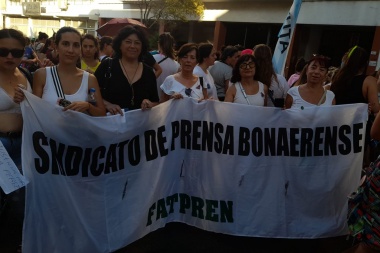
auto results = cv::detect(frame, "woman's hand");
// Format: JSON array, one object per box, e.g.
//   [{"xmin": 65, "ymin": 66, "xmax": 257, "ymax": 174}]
[
  {"xmin": 38, "ymin": 58, "xmax": 54, "ymax": 67},
  {"xmin": 105, "ymin": 103, "xmax": 124, "ymax": 116},
  {"xmin": 63, "ymin": 101, "xmax": 91, "ymax": 113},
  {"xmin": 13, "ymin": 84, "xmax": 27, "ymax": 104},
  {"xmin": 171, "ymin": 93, "xmax": 183, "ymax": 100},
  {"xmin": 141, "ymin": 99, "xmax": 154, "ymax": 111}
]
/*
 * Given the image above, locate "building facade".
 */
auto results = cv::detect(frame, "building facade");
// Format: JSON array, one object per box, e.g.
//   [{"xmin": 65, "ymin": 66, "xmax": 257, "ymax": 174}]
[{"xmin": 0, "ymin": 0, "xmax": 379, "ymax": 77}]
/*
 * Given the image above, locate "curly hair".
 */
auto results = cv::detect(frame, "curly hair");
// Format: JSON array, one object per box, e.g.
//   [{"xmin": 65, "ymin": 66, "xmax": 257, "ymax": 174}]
[{"xmin": 112, "ymin": 25, "xmax": 148, "ymax": 61}]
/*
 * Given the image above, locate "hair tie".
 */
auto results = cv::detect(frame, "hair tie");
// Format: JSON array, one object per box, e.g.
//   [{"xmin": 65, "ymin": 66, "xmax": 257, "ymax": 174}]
[{"xmin": 348, "ymin": 45, "xmax": 358, "ymax": 59}]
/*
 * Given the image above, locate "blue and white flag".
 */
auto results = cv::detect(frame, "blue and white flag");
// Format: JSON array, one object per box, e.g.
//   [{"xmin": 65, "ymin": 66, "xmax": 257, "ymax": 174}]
[{"xmin": 272, "ymin": 0, "xmax": 303, "ymax": 75}]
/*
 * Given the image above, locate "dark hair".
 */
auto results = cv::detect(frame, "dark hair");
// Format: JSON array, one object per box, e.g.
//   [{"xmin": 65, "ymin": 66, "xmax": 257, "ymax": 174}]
[
  {"xmin": 234, "ymin": 44, "xmax": 244, "ymax": 51},
  {"xmin": 81, "ymin": 34, "xmax": 99, "ymax": 59},
  {"xmin": 331, "ymin": 46, "xmax": 369, "ymax": 98},
  {"xmin": 0, "ymin": 29, "xmax": 26, "ymax": 47},
  {"xmin": 253, "ymin": 44, "xmax": 278, "ymax": 87},
  {"xmin": 99, "ymin": 36, "xmax": 113, "ymax": 51},
  {"xmin": 307, "ymin": 54, "xmax": 331, "ymax": 69},
  {"xmin": 38, "ymin": 32, "xmax": 48, "ymax": 41},
  {"xmin": 112, "ymin": 25, "xmax": 148, "ymax": 60},
  {"xmin": 197, "ymin": 42, "xmax": 213, "ymax": 64},
  {"xmin": 55, "ymin": 27, "xmax": 81, "ymax": 46},
  {"xmin": 158, "ymin": 33, "xmax": 176, "ymax": 59},
  {"xmin": 295, "ymin": 57, "xmax": 306, "ymax": 72},
  {"xmin": 41, "ymin": 38, "xmax": 52, "ymax": 54},
  {"xmin": 231, "ymin": 54, "xmax": 257, "ymax": 83},
  {"xmin": 220, "ymin": 45, "xmax": 238, "ymax": 63},
  {"xmin": 177, "ymin": 43, "xmax": 198, "ymax": 60}
]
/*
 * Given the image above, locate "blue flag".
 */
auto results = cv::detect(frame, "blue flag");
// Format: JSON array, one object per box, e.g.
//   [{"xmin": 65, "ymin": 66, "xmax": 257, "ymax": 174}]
[{"xmin": 272, "ymin": 0, "xmax": 303, "ymax": 75}]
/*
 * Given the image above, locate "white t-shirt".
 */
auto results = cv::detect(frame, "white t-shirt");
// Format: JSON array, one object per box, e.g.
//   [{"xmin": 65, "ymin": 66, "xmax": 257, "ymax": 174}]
[
  {"xmin": 193, "ymin": 65, "xmax": 218, "ymax": 100},
  {"xmin": 153, "ymin": 54, "xmax": 180, "ymax": 97},
  {"xmin": 287, "ymin": 86, "xmax": 335, "ymax": 109},
  {"xmin": 160, "ymin": 75, "xmax": 204, "ymax": 100},
  {"xmin": 267, "ymin": 74, "xmax": 289, "ymax": 107}
]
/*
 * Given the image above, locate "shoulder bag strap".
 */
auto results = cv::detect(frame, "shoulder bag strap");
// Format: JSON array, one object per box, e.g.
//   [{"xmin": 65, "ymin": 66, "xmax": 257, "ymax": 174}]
[
  {"xmin": 268, "ymin": 89, "xmax": 276, "ymax": 105},
  {"xmin": 50, "ymin": 66, "xmax": 65, "ymax": 99},
  {"xmin": 157, "ymin": 56, "xmax": 169, "ymax": 64},
  {"xmin": 317, "ymin": 90, "xmax": 327, "ymax": 106},
  {"xmin": 238, "ymin": 82, "xmax": 250, "ymax": 105}
]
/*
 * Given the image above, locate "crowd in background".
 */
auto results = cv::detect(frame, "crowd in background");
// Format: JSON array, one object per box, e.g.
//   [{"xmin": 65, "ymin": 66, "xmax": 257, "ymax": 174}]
[{"xmin": 1, "ymin": 24, "xmax": 380, "ymax": 253}]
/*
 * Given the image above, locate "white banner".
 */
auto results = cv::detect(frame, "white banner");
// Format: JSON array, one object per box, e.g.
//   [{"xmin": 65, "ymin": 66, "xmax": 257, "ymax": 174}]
[
  {"xmin": 0, "ymin": 141, "xmax": 28, "ymax": 194},
  {"xmin": 272, "ymin": 0, "xmax": 303, "ymax": 75},
  {"xmin": 21, "ymin": 91, "xmax": 366, "ymax": 253}
]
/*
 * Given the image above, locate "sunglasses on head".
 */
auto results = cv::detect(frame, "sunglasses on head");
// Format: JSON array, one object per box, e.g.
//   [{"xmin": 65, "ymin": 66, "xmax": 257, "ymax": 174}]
[
  {"xmin": 185, "ymin": 88, "xmax": 192, "ymax": 97},
  {"xmin": 0, "ymin": 48, "xmax": 24, "ymax": 58}
]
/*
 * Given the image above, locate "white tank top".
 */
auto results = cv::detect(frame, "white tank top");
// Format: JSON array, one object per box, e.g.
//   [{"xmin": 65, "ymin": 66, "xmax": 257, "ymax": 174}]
[
  {"xmin": 234, "ymin": 81, "xmax": 265, "ymax": 106},
  {"xmin": 42, "ymin": 67, "xmax": 89, "ymax": 105}
]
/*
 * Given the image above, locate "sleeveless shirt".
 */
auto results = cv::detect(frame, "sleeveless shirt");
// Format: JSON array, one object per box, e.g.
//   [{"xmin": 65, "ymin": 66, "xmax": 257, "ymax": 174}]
[
  {"xmin": 42, "ymin": 67, "xmax": 89, "ymax": 105},
  {"xmin": 233, "ymin": 81, "xmax": 265, "ymax": 106}
]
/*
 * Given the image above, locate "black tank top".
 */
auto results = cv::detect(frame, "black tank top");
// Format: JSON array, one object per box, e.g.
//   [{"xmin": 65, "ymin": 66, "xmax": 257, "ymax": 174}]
[{"xmin": 335, "ymin": 74, "xmax": 367, "ymax": 105}]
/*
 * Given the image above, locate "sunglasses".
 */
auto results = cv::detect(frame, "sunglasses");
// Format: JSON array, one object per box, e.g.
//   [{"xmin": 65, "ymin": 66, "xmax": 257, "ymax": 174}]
[
  {"xmin": 185, "ymin": 88, "xmax": 192, "ymax": 97},
  {"xmin": 0, "ymin": 48, "xmax": 24, "ymax": 58},
  {"xmin": 239, "ymin": 62, "xmax": 255, "ymax": 69}
]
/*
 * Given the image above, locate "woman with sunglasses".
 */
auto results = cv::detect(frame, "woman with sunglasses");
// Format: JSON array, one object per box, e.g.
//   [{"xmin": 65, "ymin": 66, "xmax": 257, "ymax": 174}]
[
  {"xmin": 160, "ymin": 43, "xmax": 207, "ymax": 102},
  {"xmin": 32, "ymin": 27, "xmax": 106, "ymax": 116},
  {"xmin": 0, "ymin": 28, "xmax": 32, "ymax": 252},
  {"xmin": 285, "ymin": 54, "xmax": 335, "ymax": 109},
  {"xmin": 224, "ymin": 54, "xmax": 268, "ymax": 106}
]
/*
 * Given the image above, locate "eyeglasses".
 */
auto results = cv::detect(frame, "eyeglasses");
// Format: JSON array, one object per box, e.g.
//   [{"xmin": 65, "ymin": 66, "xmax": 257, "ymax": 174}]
[
  {"xmin": 185, "ymin": 88, "xmax": 192, "ymax": 97},
  {"xmin": 0, "ymin": 48, "xmax": 24, "ymax": 58},
  {"xmin": 239, "ymin": 62, "xmax": 255, "ymax": 69}
]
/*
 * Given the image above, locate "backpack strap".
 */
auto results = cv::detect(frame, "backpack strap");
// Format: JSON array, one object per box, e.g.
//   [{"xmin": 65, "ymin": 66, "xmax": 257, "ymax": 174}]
[
  {"xmin": 18, "ymin": 66, "xmax": 33, "ymax": 88},
  {"xmin": 50, "ymin": 66, "xmax": 65, "ymax": 99}
]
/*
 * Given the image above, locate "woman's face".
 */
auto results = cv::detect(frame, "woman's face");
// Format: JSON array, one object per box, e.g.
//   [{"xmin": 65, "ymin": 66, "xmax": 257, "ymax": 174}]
[
  {"xmin": 120, "ymin": 33, "xmax": 142, "ymax": 60},
  {"xmin": 81, "ymin": 38, "xmax": 97, "ymax": 59},
  {"xmin": 204, "ymin": 47, "xmax": 217, "ymax": 67},
  {"xmin": 306, "ymin": 60, "xmax": 327, "ymax": 85},
  {"xmin": 239, "ymin": 60, "xmax": 256, "ymax": 79},
  {"xmin": 0, "ymin": 38, "xmax": 24, "ymax": 71},
  {"xmin": 228, "ymin": 52, "xmax": 240, "ymax": 67},
  {"xmin": 56, "ymin": 32, "xmax": 81, "ymax": 64},
  {"xmin": 179, "ymin": 49, "xmax": 197, "ymax": 72}
]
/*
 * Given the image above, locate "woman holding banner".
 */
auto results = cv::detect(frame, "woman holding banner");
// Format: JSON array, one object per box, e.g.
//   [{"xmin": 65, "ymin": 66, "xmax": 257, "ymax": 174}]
[
  {"xmin": 160, "ymin": 43, "xmax": 208, "ymax": 102},
  {"xmin": 285, "ymin": 54, "xmax": 335, "ymax": 109},
  {"xmin": 0, "ymin": 28, "xmax": 33, "ymax": 253},
  {"xmin": 32, "ymin": 27, "xmax": 106, "ymax": 116},
  {"xmin": 224, "ymin": 54, "xmax": 268, "ymax": 106},
  {"xmin": 95, "ymin": 25, "xmax": 159, "ymax": 115}
]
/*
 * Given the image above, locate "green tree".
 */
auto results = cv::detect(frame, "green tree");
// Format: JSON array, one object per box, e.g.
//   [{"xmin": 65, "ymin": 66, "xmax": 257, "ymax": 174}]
[{"xmin": 138, "ymin": 0, "xmax": 204, "ymax": 28}]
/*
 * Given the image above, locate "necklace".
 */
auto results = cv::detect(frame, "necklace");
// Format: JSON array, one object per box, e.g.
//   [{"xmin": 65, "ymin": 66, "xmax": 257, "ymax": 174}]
[{"xmin": 120, "ymin": 60, "xmax": 140, "ymax": 106}]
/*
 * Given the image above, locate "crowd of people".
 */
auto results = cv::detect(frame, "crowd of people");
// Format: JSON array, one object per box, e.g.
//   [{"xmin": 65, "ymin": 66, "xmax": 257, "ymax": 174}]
[{"xmin": 1, "ymin": 24, "xmax": 380, "ymax": 252}]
